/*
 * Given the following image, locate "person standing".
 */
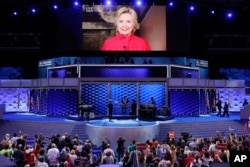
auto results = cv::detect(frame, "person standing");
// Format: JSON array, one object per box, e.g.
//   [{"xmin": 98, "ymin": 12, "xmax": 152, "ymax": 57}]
[
  {"xmin": 216, "ymin": 99, "xmax": 222, "ymax": 117},
  {"xmin": 223, "ymin": 101, "xmax": 229, "ymax": 117},
  {"xmin": 116, "ymin": 136, "xmax": 126, "ymax": 162},
  {"xmin": 108, "ymin": 100, "xmax": 113, "ymax": 121},
  {"xmin": 121, "ymin": 96, "xmax": 129, "ymax": 115},
  {"xmin": 131, "ymin": 100, "xmax": 137, "ymax": 120},
  {"xmin": 79, "ymin": 101, "xmax": 84, "ymax": 117},
  {"xmin": 127, "ymin": 143, "xmax": 143, "ymax": 167},
  {"xmin": 101, "ymin": 6, "xmax": 150, "ymax": 51}
]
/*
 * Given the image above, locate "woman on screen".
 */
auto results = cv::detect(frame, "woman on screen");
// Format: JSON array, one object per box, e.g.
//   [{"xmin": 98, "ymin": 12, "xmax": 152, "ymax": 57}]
[{"xmin": 101, "ymin": 6, "xmax": 150, "ymax": 51}]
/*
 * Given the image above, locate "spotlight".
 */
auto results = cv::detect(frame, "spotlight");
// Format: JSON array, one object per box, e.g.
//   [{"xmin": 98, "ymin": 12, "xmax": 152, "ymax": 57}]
[
  {"xmin": 106, "ymin": 0, "xmax": 112, "ymax": 5},
  {"xmin": 169, "ymin": 1, "xmax": 174, "ymax": 7},
  {"xmin": 74, "ymin": 1, "xmax": 79, "ymax": 6},
  {"xmin": 189, "ymin": 5, "xmax": 195, "ymax": 12},
  {"xmin": 31, "ymin": 8, "xmax": 36, "ymax": 13},
  {"xmin": 226, "ymin": 11, "xmax": 233, "ymax": 19},
  {"xmin": 13, "ymin": 11, "xmax": 18, "ymax": 16},
  {"xmin": 136, "ymin": 0, "xmax": 142, "ymax": 6},
  {"xmin": 53, "ymin": 5, "xmax": 58, "ymax": 10}
]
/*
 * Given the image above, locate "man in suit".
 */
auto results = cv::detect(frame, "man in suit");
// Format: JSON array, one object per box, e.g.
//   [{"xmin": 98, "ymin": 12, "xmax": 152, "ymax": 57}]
[{"xmin": 108, "ymin": 100, "xmax": 113, "ymax": 121}]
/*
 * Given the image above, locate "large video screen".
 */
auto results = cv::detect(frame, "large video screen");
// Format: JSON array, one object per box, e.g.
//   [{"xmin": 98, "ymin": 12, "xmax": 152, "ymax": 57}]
[{"xmin": 82, "ymin": 4, "xmax": 166, "ymax": 51}]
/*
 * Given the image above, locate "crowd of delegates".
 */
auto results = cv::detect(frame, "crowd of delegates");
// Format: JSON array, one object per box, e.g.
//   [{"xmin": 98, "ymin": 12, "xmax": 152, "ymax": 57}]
[{"xmin": 0, "ymin": 129, "xmax": 249, "ymax": 167}]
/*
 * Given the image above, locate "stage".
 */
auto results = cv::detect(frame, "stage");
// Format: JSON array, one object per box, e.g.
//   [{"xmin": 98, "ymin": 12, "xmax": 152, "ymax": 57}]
[
  {"xmin": 1, "ymin": 112, "xmax": 243, "ymax": 151},
  {"xmin": 85, "ymin": 118, "xmax": 160, "ymax": 150},
  {"xmin": 66, "ymin": 114, "xmax": 174, "ymax": 122}
]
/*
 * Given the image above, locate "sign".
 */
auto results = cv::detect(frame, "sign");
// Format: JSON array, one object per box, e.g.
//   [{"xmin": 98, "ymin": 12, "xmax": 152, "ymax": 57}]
[
  {"xmin": 216, "ymin": 143, "xmax": 227, "ymax": 150},
  {"xmin": 136, "ymin": 143, "xmax": 147, "ymax": 150},
  {"xmin": 91, "ymin": 147, "xmax": 102, "ymax": 155},
  {"xmin": 39, "ymin": 60, "xmax": 52, "ymax": 67},
  {"xmin": 169, "ymin": 131, "xmax": 175, "ymax": 139}
]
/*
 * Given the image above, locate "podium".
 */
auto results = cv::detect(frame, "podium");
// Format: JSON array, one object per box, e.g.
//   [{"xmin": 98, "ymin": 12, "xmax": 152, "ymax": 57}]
[
  {"xmin": 138, "ymin": 104, "xmax": 156, "ymax": 120},
  {"xmin": 79, "ymin": 105, "xmax": 92, "ymax": 119}
]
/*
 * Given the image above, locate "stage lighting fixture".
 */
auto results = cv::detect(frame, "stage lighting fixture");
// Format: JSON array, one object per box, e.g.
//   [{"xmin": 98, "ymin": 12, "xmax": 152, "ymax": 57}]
[
  {"xmin": 136, "ymin": 0, "xmax": 142, "ymax": 6},
  {"xmin": 74, "ymin": 1, "xmax": 79, "ymax": 6},
  {"xmin": 31, "ymin": 8, "xmax": 36, "ymax": 13},
  {"xmin": 53, "ymin": 5, "xmax": 58, "ymax": 9},
  {"xmin": 226, "ymin": 12, "xmax": 233, "ymax": 19},
  {"xmin": 106, "ymin": 0, "xmax": 112, "ymax": 5},
  {"xmin": 169, "ymin": 1, "xmax": 174, "ymax": 7},
  {"xmin": 13, "ymin": 11, "xmax": 18, "ymax": 16},
  {"xmin": 189, "ymin": 5, "xmax": 195, "ymax": 11}
]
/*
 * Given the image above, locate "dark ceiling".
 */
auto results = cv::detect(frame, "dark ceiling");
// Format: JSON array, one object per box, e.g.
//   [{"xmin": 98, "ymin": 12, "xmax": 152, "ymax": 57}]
[
  {"xmin": 0, "ymin": 0, "xmax": 249, "ymax": 8},
  {"xmin": 0, "ymin": 0, "xmax": 59, "ymax": 8}
]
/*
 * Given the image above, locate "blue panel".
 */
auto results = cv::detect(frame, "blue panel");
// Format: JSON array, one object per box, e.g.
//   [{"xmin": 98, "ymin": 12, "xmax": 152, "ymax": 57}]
[
  {"xmin": 81, "ymin": 66, "xmax": 167, "ymax": 78},
  {"xmin": 110, "ymin": 83, "xmax": 137, "ymax": 115},
  {"xmin": 30, "ymin": 89, "xmax": 41, "ymax": 114},
  {"xmin": 40, "ymin": 89, "xmax": 47, "ymax": 115},
  {"xmin": 47, "ymin": 89, "xmax": 78, "ymax": 116},
  {"xmin": 81, "ymin": 83, "xmax": 108, "ymax": 115},
  {"xmin": 139, "ymin": 83, "xmax": 166, "ymax": 109},
  {"xmin": 200, "ymin": 89, "xmax": 206, "ymax": 115},
  {"xmin": 169, "ymin": 89, "xmax": 199, "ymax": 116}
]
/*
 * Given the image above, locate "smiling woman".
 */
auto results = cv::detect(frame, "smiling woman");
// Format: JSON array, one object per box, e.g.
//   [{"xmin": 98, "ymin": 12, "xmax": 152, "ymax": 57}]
[
  {"xmin": 101, "ymin": 6, "xmax": 151, "ymax": 51},
  {"xmin": 82, "ymin": 4, "xmax": 167, "ymax": 51}
]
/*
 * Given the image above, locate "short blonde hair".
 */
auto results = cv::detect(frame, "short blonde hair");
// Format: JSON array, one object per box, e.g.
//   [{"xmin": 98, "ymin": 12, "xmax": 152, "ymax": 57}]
[{"xmin": 114, "ymin": 6, "xmax": 138, "ymax": 33}]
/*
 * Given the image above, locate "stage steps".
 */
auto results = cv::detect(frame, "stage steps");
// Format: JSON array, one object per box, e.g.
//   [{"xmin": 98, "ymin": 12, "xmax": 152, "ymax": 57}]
[
  {"xmin": 1, "ymin": 116, "xmax": 248, "ymax": 148},
  {"xmin": 156, "ymin": 119, "xmax": 248, "ymax": 143},
  {"xmin": 0, "ymin": 120, "xmax": 78, "ymax": 147},
  {"xmin": 70, "ymin": 123, "xmax": 89, "ymax": 144}
]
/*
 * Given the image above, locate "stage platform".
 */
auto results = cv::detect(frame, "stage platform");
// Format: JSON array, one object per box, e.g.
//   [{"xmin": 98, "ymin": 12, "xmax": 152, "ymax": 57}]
[
  {"xmin": 85, "ymin": 118, "xmax": 160, "ymax": 150},
  {"xmin": 66, "ymin": 114, "xmax": 174, "ymax": 121}
]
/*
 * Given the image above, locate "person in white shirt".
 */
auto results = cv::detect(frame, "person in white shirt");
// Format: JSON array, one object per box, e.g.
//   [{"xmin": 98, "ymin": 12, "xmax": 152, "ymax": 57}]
[{"xmin": 47, "ymin": 143, "xmax": 60, "ymax": 166}]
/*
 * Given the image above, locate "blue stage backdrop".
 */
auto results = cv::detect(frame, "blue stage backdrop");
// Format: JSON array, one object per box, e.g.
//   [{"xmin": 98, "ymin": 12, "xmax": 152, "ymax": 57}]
[
  {"xmin": 41, "ymin": 89, "xmax": 47, "ymax": 115},
  {"xmin": 199, "ymin": 89, "xmax": 206, "ymax": 115},
  {"xmin": 139, "ymin": 83, "xmax": 166, "ymax": 110},
  {"xmin": 30, "ymin": 89, "xmax": 41, "ymax": 114},
  {"xmin": 80, "ymin": 82, "xmax": 166, "ymax": 116},
  {"xmin": 45, "ymin": 89, "xmax": 78, "ymax": 116},
  {"xmin": 80, "ymin": 66, "xmax": 167, "ymax": 78},
  {"xmin": 169, "ymin": 89, "xmax": 199, "ymax": 116},
  {"xmin": 110, "ymin": 83, "xmax": 137, "ymax": 115},
  {"xmin": 81, "ymin": 83, "xmax": 109, "ymax": 116}
]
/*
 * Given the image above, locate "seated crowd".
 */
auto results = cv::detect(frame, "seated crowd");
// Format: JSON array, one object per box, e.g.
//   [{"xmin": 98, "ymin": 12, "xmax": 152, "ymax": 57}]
[{"xmin": 0, "ymin": 130, "xmax": 249, "ymax": 167}]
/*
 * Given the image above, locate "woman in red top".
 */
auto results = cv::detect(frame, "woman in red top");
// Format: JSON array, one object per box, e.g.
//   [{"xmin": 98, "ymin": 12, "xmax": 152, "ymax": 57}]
[{"xmin": 101, "ymin": 6, "xmax": 150, "ymax": 51}]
